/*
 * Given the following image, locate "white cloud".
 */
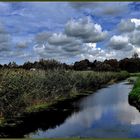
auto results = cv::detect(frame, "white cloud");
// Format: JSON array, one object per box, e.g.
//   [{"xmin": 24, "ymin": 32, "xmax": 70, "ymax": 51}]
[
  {"xmin": 107, "ymin": 18, "xmax": 140, "ymax": 60},
  {"xmin": 65, "ymin": 17, "xmax": 108, "ymax": 43},
  {"xmin": 109, "ymin": 35, "xmax": 133, "ymax": 51},
  {"xmin": 77, "ymin": 43, "xmax": 116, "ymax": 61},
  {"xmin": 131, "ymin": 18, "xmax": 140, "ymax": 28},
  {"xmin": 0, "ymin": 2, "xmax": 138, "ymax": 64},
  {"xmin": 32, "ymin": 17, "xmax": 109, "ymax": 62},
  {"xmin": 118, "ymin": 19, "xmax": 135, "ymax": 32},
  {"xmin": 129, "ymin": 31, "xmax": 140, "ymax": 45},
  {"xmin": 48, "ymin": 33, "xmax": 76, "ymax": 46}
]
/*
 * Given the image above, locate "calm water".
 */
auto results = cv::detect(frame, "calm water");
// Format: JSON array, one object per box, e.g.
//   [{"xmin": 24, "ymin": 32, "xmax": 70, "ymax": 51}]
[{"xmin": 28, "ymin": 80, "xmax": 140, "ymax": 138}]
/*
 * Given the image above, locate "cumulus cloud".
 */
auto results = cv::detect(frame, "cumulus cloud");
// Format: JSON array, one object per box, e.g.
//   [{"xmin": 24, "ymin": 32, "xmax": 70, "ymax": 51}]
[
  {"xmin": 131, "ymin": 18, "xmax": 140, "ymax": 28},
  {"xmin": 109, "ymin": 35, "xmax": 133, "ymax": 51},
  {"xmin": 0, "ymin": 2, "xmax": 139, "ymax": 64},
  {"xmin": 118, "ymin": 19, "xmax": 135, "ymax": 33},
  {"xmin": 65, "ymin": 17, "xmax": 108, "ymax": 43},
  {"xmin": 129, "ymin": 31, "xmax": 140, "ymax": 45},
  {"xmin": 115, "ymin": 18, "xmax": 140, "ymax": 49},
  {"xmin": 107, "ymin": 18, "xmax": 140, "ymax": 59},
  {"xmin": 111, "ymin": 18, "xmax": 140, "ymax": 51},
  {"xmin": 34, "ymin": 17, "xmax": 140, "ymax": 62},
  {"xmin": 78, "ymin": 43, "xmax": 119, "ymax": 61},
  {"xmin": 34, "ymin": 32, "xmax": 82, "ymax": 58},
  {"xmin": 35, "ymin": 32, "xmax": 81, "ymax": 48},
  {"xmin": 32, "ymin": 17, "xmax": 109, "ymax": 62},
  {"xmin": 34, "ymin": 40, "xmax": 116, "ymax": 62},
  {"xmin": 33, "ymin": 42, "xmax": 83, "ymax": 61},
  {"xmin": 47, "ymin": 33, "xmax": 76, "ymax": 46},
  {"xmin": 109, "ymin": 35, "xmax": 128, "ymax": 49}
]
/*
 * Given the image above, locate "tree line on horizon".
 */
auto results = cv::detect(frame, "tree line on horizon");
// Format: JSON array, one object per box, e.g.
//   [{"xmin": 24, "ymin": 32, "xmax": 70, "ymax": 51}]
[{"xmin": 0, "ymin": 53, "xmax": 140, "ymax": 73}]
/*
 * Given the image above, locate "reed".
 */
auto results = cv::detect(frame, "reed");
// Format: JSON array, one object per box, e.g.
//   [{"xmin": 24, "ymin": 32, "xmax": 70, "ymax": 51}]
[{"xmin": 0, "ymin": 69, "xmax": 129, "ymax": 121}]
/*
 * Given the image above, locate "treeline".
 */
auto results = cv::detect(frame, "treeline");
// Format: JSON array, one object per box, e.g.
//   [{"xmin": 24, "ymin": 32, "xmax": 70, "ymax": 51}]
[
  {"xmin": 1, "ymin": 53, "xmax": 140, "ymax": 73},
  {"xmin": 74, "ymin": 57, "xmax": 140, "ymax": 72},
  {"xmin": 0, "ymin": 59, "xmax": 72, "ymax": 70}
]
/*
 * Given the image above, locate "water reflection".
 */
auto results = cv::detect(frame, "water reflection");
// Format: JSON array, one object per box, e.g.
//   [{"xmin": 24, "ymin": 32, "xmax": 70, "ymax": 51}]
[{"xmin": 29, "ymin": 81, "xmax": 140, "ymax": 138}]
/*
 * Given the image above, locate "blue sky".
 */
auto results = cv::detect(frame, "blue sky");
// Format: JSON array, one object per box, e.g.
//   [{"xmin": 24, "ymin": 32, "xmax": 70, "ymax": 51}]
[{"xmin": 1, "ymin": 2, "xmax": 140, "ymax": 64}]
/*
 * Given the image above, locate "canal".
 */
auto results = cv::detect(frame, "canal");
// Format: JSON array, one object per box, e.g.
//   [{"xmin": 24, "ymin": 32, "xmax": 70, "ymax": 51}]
[{"xmin": 27, "ymin": 80, "xmax": 140, "ymax": 138}]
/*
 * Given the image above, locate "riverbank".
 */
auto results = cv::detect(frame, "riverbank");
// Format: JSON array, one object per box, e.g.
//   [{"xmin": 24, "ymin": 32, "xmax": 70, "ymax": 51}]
[
  {"xmin": 129, "ymin": 76, "xmax": 140, "ymax": 110},
  {"xmin": 0, "ymin": 69, "xmax": 129, "ymax": 137}
]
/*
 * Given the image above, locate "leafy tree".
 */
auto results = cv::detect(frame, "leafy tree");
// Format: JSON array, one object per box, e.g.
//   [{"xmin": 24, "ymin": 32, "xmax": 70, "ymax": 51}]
[{"xmin": 74, "ymin": 59, "xmax": 91, "ymax": 70}]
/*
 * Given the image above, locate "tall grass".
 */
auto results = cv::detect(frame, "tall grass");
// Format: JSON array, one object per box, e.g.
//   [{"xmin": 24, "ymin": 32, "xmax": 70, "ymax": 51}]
[
  {"xmin": 0, "ymin": 69, "xmax": 129, "ymax": 120},
  {"xmin": 129, "ymin": 77, "xmax": 140, "ymax": 104}
]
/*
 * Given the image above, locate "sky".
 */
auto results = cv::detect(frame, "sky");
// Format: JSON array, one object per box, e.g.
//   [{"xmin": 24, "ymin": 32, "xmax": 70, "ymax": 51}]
[{"xmin": 1, "ymin": 2, "xmax": 140, "ymax": 64}]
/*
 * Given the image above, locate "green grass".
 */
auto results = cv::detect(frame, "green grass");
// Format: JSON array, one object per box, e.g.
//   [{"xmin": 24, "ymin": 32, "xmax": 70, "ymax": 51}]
[
  {"xmin": 129, "ymin": 76, "xmax": 140, "ymax": 103},
  {"xmin": 0, "ymin": 69, "xmax": 129, "ymax": 123}
]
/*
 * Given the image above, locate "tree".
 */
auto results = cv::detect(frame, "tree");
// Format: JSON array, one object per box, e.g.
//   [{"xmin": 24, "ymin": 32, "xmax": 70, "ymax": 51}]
[
  {"xmin": 74, "ymin": 59, "xmax": 91, "ymax": 70},
  {"xmin": 22, "ymin": 61, "xmax": 33, "ymax": 70},
  {"xmin": 104, "ymin": 59, "xmax": 119, "ymax": 71},
  {"xmin": 119, "ymin": 57, "xmax": 140, "ymax": 73},
  {"xmin": 8, "ymin": 62, "xmax": 18, "ymax": 68},
  {"xmin": 132, "ymin": 52, "xmax": 139, "ymax": 59},
  {"xmin": 95, "ymin": 63, "xmax": 112, "ymax": 71}
]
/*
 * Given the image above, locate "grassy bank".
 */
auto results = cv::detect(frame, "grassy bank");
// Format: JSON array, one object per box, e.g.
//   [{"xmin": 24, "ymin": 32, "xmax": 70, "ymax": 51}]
[
  {"xmin": 0, "ymin": 69, "xmax": 129, "ymax": 125},
  {"xmin": 129, "ymin": 76, "xmax": 140, "ymax": 109}
]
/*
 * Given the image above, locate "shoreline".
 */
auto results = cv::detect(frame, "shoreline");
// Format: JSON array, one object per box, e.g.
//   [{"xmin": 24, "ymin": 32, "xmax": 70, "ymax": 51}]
[{"xmin": 128, "ymin": 77, "xmax": 140, "ymax": 111}]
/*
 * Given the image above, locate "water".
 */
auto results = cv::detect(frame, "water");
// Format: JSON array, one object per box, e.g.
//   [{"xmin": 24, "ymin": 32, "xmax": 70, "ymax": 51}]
[{"xmin": 28, "ymin": 80, "xmax": 140, "ymax": 138}]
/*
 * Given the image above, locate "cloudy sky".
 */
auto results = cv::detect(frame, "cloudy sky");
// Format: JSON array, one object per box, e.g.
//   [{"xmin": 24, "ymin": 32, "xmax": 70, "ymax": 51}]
[{"xmin": 1, "ymin": 2, "xmax": 140, "ymax": 64}]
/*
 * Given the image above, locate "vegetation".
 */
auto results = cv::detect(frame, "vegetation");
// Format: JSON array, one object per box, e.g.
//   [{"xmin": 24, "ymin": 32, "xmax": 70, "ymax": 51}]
[
  {"xmin": 0, "ymin": 52, "xmax": 140, "ymax": 73},
  {"xmin": 0, "ymin": 52, "xmax": 138, "ymax": 127},
  {"xmin": 129, "ymin": 76, "xmax": 140, "ymax": 109},
  {"xmin": 0, "ymin": 69, "xmax": 129, "ymax": 124}
]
